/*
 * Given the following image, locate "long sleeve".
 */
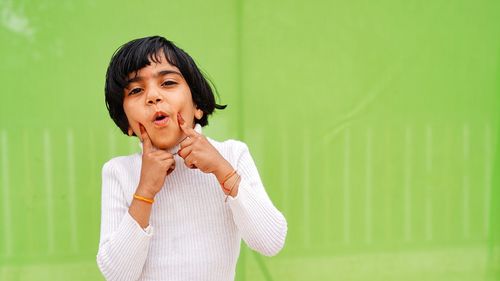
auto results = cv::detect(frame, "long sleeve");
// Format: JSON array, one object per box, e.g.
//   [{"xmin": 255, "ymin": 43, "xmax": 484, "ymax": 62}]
[
  {"xmin": 96, "ymin": 160, "xmax": 153, "ymax": 281},
  {"xmin": 226, "ymin": 142, "xmax": 288, "ymax": 256},
  {"xmin": 95, "ymin": 134, "xmax": 286, "ymax": 280}
]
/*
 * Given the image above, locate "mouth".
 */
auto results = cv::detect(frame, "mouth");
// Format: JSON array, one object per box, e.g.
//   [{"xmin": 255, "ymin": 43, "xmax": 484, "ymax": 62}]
[{"xmin": 152, "ymin": 111, "xmax": 170, "ymax": 127}]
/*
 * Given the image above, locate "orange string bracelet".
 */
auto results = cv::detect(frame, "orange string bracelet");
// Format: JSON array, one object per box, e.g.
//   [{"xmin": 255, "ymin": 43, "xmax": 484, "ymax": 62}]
[
  {"xmin": 225, "ymin": 174, "xmax": 240, "ymax": 202},
  {"xmin": 221, "ymin": 170, "xmax": 238, "ymax": 192},
  {"xmin": 133, "ymin": 194, "xmax": 154, "ymax": 204},
  {"xmin": 220, "ymin": 169, "xmax": 237, "ymax": 187}
]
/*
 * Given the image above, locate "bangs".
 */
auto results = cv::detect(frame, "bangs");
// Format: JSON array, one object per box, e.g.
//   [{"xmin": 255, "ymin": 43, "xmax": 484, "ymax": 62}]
[{"xmin": 110, "ymin": 38, "xmax": 180, "ymax": 90}]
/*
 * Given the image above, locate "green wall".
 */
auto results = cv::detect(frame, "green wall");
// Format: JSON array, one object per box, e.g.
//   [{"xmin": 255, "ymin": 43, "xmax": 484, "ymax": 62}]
[{"xmin": 1, "ymin": 0, "xmax": 499, "ymax": 280}]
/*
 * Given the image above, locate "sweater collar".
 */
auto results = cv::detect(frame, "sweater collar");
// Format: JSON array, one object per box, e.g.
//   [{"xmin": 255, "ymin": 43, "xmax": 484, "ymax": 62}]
[{"xmin": 138, "ymin": 123, "xmax": 203, "ymax": 155}]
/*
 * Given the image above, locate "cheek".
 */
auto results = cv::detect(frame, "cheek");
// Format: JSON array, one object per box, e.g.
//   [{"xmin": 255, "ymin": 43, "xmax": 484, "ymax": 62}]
[
  {"xmin": 122, "ymin": 102, "xmax": 142, "ymax": 128},
  {"xmin": 172, "ymin": 99, "xmax": 193, "ymax": 115},
  {"xmin": 122, "ymin": 104, "xmax": 133, "ymax": 121}
]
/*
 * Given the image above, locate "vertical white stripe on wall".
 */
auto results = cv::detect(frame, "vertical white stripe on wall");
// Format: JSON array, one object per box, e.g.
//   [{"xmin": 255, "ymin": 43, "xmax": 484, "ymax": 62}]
[
  {"xmin": 463, "ymin": 124, "xmax": 470, "ymax": 239},
  {"xmin": 43, "ymin": 129, "xmax": 55, "ymax": 254},
  {"xmin": 280, "ymin": 125, "xmax": 290, "ymax": 216},
  {"xmin": 484, "ymin": 124, "xmax": 491, "ymax": 238},
  {"xmin": 67, "ymin": 129, "xmax": 78, "ymax": 252},
  {"xmin": 303, "ymin": 129, "xmax": 311, "ymax": 248},
  {"xmin": 343, "ymin": 129, "xmax": 351, "ymax": 244},
  {"xmin": 365, "ymin": 128, "xmax": 373, "ymax": 244},
  {"xmin": 322, "ymin": 136, "xmax": 332, "ymax": 246},
  {"xmin": 425, "ymin": 125, "xmax": 433, "ymax": 241},
  {"xmin": 445, "ymin": 127, "xmax": 452, "ymax": 240},
  {"xmin": 404, "ymin": 127, "xmax": 412, "ymax": 242},
  {"xmin": 1, "ymin": 130, "xmax": 12, "ymax": 257}
]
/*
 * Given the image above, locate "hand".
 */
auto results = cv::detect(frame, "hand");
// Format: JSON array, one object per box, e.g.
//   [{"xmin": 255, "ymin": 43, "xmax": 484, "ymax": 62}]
[
  {"xmin": 136, "ymin": 123, "xmax": 176, "ymax": 198},
  {"xmin": 177, "ymin": 113, "xmax": 231, "ymax": 175}
]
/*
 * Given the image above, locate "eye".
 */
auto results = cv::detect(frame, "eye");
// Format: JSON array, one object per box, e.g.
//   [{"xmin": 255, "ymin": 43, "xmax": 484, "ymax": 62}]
[
  {"xmin": 161, "ymin": 80, "xmax": 177, "ymax": 87},
  {"xmin": 128, "ymin": 88, "xmax": 142, "ymax": 95}
]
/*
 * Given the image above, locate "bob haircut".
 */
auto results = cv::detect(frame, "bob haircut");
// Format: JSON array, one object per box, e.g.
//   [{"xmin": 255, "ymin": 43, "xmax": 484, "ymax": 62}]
[{"xmin": 105, "ymin": 35, "xmax": 226, "ymax": 136}]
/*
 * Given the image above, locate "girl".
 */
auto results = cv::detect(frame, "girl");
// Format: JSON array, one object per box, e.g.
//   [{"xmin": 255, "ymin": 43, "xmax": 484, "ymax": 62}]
[{"xmin": 96, "ymin": 36, "xmax": 287, "ymax": 281}]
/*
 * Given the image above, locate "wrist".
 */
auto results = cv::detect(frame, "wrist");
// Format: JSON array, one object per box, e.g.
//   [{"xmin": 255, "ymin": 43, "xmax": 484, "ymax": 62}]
[
  {"xmin": 213, "ymin": 160, "xmax": 234, "ymax": 183},
  {"xmin": 136, "ymin": 184, "xmax": 156, "ymax": 199}
]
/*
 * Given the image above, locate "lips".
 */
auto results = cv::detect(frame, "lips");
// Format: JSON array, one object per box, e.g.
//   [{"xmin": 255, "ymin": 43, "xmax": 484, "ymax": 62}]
[{"xmin": 152, "ymin": 111, "xmax": 170, "ymax": 127}]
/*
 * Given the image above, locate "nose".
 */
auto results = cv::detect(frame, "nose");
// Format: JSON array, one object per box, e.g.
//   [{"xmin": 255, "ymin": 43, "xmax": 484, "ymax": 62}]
[{"xmin": 145, "ymin": 89, "xmax": 163, "ymax": 105}]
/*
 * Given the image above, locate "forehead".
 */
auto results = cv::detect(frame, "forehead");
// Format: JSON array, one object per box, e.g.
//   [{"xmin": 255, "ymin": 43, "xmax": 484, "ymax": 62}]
[{"xmin": 127, "ymin": 51, "xmax": 181, "ymax": 80}]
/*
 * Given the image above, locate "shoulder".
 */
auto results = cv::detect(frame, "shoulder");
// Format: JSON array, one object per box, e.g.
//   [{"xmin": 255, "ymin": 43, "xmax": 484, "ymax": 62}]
[
  {"xmin": 208, "ymin": 137, "xmax": 249, "ymax": 154},
  {"xmin": 102, "ymin": 153, "xmax": 141, "ymax": 175},
  {"xmin": 207, "ymin": 137, "xmax": 251, "ymax": 164}
]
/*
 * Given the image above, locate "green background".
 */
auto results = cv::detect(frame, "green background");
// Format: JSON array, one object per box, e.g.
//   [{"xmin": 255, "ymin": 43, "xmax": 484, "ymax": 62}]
[{"xmin": 1, "ymin": 0, "xmax": 500, "ymax": 280}]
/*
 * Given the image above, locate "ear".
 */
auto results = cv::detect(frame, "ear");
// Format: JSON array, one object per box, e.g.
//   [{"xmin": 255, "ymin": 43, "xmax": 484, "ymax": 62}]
[
  {"xmin": 195, "ymin": 109, "xmax": 204, "ymax": 120},
  {"xmin": 127, "ymin": 127, "xmax": 134, "ymax": 136}
]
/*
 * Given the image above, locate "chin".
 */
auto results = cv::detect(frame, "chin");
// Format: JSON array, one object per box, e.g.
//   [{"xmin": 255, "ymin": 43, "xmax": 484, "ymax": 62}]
[
  {"xmin": 152, "ymin": 134, "xmax": 180, "ymax": 150},
  {"xmin": 153, "ymin": 141, "xmax": 175, "ymax": 150}
]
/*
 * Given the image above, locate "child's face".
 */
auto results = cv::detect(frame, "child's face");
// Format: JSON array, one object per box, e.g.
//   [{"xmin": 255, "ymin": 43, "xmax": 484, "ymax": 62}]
[{"xmin": 123, "ymin": 52, "xmax": 201, "ymax": 150}]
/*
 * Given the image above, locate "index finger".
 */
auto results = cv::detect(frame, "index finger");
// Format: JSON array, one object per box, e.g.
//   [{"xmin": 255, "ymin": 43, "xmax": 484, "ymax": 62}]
[
  {"xmin": 177, "ymin": 113, "xmax": 199, "ymax": 138},
  {"xmin": 139, "ymin": 123, "xmax": 153, "ymax": 152}
]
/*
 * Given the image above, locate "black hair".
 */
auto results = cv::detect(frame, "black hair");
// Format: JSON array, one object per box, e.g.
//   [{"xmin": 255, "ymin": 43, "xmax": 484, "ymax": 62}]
[{"xmin": 104, "ymin": 35, "xmax": 226, "ymax": 135}]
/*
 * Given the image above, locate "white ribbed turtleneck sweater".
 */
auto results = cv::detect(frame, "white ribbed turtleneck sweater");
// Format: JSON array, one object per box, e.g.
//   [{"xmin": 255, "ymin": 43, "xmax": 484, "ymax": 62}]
[{"xmin": 96, "ymin": 124, "xmax": 288, "ymax": 281}]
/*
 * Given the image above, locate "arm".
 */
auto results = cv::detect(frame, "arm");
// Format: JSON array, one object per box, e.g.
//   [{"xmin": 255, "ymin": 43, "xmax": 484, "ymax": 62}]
[
  {"xmin": 174, "ymin": 118, "xmax": 287, "ymax": 256},
  {"xmin": 97, "ymin": 124, "xmax": 175, "ymax": 280},
  {"xmin": 218, "ymin": 142, "xmax": 288, "ymax": 256},
  {"xmin": 96, "ymin": 161, "xmax": 153, "ymax": 281}
]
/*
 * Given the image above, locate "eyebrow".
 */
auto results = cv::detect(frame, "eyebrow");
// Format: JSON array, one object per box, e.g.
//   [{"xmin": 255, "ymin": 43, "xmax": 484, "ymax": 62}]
[{"xmin": 126, "ymin": 70, "xmax": 182, "ymax": 84}]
